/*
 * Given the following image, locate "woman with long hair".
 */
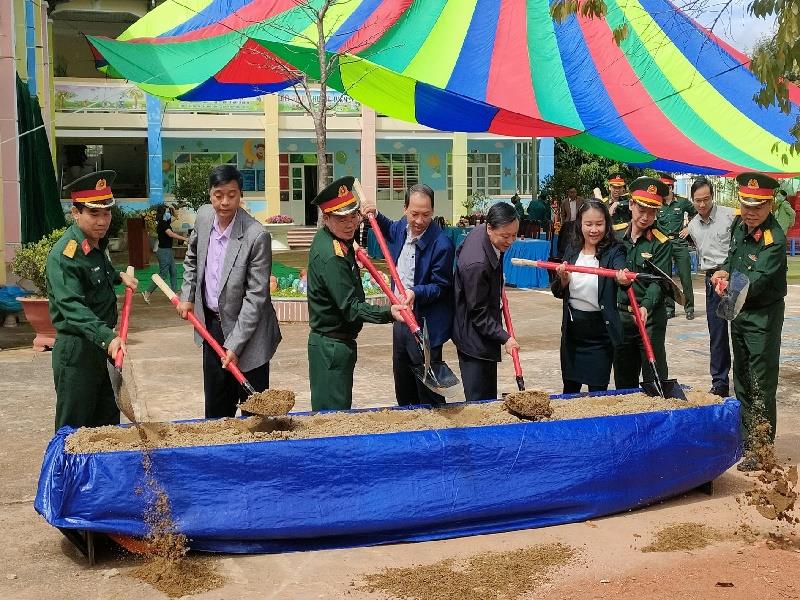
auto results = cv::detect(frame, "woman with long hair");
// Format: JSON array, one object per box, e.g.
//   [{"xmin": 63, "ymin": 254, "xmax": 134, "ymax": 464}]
[
  {"xmin": 551, "ymin": 200, "xmax": 629, "ymax": 393},
  {"xmin": 142, "ymin": 204, "xmax": 188, "ymax": 302}
]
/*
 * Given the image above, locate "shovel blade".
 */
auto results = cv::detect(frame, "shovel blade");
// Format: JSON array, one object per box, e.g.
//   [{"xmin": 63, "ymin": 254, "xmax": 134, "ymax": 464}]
[
  {"xmin": 107, "ymin": 360, "xmax": 136, "ymax": 423},
  {"xmin": 640, "ymin": 378, "xmax": 687, "ymax": 400},
  {"xmin": 411, "ymin": 361, "xmax": 461, "ymax": 400},
  {"xmin": 716, "ymin": 271, "xmax": 750, "ymax": 321}
]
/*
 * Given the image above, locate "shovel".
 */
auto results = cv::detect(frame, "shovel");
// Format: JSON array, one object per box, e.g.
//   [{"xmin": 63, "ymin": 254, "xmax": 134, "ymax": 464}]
[
  {"xmin": 715, "ymin": 271, "xmax": 750, "ymax": 321},
  {"xmin": 107, "ymin": 266, "xmax": 137, "ymax": 423},
  {"xmin": 644, "ymin": 258, "xmax": 686, "ymax": 306},
  {"xmin": 510, "ymin": 258, "xmax": 686, "ymax": 400},
  {"xmin": 500, "ymin": 286, "xmax": 525, "ymax": 392},
  {"xmin": 352, "ymin": 242, "xmax": 461, "ymax": 400}
]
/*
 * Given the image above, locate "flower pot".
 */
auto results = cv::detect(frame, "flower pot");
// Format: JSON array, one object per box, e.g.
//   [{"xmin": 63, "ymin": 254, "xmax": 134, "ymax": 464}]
[
  {"xmin": 18, "ymin": 297, "xmax": 56, "ymax": 351},
  {"xmin": 264, "ymin": 223, "xmax": 295, "ymax": 252}
]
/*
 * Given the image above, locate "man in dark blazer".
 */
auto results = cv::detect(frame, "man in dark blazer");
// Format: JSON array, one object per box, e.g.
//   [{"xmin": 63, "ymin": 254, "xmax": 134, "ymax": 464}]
[
  {"xmin": 362, "ymin": 183, "xmax": 455, "ymax": 406},
  {"xmin": 452, "ymin": 202, "xmax": 521, "ymax": 401},
  {"xmin": 177, "ymin": 165, "xmax": 282, "ymax": 418}
]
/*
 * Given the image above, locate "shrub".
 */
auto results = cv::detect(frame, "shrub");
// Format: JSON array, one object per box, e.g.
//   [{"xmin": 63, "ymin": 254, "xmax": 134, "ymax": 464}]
[{"xmin": 11, "ymin": 228, "xmax": 67, "ymax": 296}]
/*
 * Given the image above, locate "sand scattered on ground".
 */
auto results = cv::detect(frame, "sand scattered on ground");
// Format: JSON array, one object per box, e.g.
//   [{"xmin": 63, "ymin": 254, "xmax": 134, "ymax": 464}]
[
  {"xmin": 356, "ymin": 543, "xmax": 577, "ymax": 600},
  {"xmin": 503, "ymin": 390, "xmax": 552, "ymax": 419},
  {"xmin": 66, "ymin": 391, "xmax": 723, "ymax": 454},
  {"xmin": 641, "ymin": 522, "xmax": 727, "ymax": 552},
  {"xmin": 239, "ymin": 389, "xmax": 295, "ymax": 416},
  {"xmin": 129, "ymin": 556, "xmax": 224, "ymax": 598}
]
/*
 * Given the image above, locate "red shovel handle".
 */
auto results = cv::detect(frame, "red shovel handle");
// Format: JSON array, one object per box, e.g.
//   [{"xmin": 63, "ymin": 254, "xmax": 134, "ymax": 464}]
[
  {"xmin": 626, "ymin": 286, "xmax": 656, "ymax": 363},
  {"xmin": 501, "ymin": 287, "xmax": 522, "ymax": 378},
  {"xmin": 528, "ymin": 260, "xmax": 634, "ymax": 280},
  {"xmin": 114, "ymin": 266, "xmax": 135, "ymax": 369},
  {"xmin": 353, "ymin": 243, "xmax": 420, "ymax": 336},
  {"xmin": 366, "ymin": 213, "xmax": 409, "ymax": 301},
  {"xmin": 151, "ymin": 274, "xmax": 250, "ymax": 387}
]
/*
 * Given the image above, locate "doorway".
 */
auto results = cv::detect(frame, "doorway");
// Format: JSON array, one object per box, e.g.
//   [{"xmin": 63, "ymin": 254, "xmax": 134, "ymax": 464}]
[{"xmin": 304, "ymin": 165, "xmax": 319, "ymax": 226}]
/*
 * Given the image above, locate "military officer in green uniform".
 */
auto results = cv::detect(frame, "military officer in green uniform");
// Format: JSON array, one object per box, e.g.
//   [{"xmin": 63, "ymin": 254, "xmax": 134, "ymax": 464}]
[
  {"xmin": 306, "ymin": 176, "xmax": 410, "ymax": 411},
  {"xmin": 46, "ymin": 171, "xmax": 138, "ymax": 431},
  {"xmin": 711, "ymin": 173, "xmax": 786, "ymax": 469},
  {"xmin": 607, "ymin": 173, "xmax": 631, "ymax": 239},
  {"xmin": 613, "ymin": 177, "xmax": 673, "ymax": 389},
  {"xmin": 656, "ymin": 173, "xmax": 697, "ymax": 320}
]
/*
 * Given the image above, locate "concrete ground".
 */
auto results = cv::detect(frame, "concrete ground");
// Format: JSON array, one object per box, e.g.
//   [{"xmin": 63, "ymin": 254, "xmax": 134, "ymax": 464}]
[{"xmin": 1, "ymin": 270, "xmax": 798, "ymax": 599}]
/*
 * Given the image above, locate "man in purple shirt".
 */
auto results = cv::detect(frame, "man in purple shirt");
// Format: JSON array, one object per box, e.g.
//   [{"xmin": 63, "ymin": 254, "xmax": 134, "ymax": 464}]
[{"xmin": 177, "ymin": 165, "xmax": 281, "ymax": 418}]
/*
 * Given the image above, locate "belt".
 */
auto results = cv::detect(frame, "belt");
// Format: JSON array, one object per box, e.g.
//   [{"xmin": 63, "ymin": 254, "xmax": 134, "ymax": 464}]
[{"xmin": 317, "ymin": 331, "xmax": 358, "ymax": 342}]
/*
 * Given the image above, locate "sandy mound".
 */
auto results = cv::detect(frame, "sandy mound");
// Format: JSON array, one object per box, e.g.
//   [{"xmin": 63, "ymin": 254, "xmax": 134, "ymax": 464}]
[
  {"xmin": 239, "ymin": 389, "xmax": 295, "ymax": 416},
  {"xmin": 503, "ymin": 390, "xmax": 552, "ymax": 419}
]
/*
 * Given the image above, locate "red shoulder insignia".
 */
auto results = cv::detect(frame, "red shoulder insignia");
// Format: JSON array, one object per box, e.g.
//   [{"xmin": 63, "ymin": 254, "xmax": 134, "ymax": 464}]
[
  {"xmin": 81, "ymin": 239, "xmax": 91, "ymax": 255},
  {"xmin": 752, "ymin": 229, "xmax": 763, "ymax": 243}
]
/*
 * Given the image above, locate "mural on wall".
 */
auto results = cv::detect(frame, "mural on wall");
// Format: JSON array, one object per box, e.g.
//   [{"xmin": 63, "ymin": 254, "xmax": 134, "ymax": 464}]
[
  {"xmin": 242, "ymin": 139, "xmax": 266, "ymax": 168},
  {"xmin": 426, "ymin": 154, "xmax": 442, "ymax": 179}
]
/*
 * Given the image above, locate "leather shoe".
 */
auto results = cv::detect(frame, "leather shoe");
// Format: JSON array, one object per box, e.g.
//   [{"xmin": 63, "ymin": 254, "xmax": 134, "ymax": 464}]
[
  {"xmin": 685, "ymin": 309, "xmax": 695, "ymax": 320},
  {"xmin": 666, "ymin": 310, "xmax": 676, "ymax": 319},
  {"xmin": 709, "ymin": 386, "xmax": 730, "ymax": 397}
]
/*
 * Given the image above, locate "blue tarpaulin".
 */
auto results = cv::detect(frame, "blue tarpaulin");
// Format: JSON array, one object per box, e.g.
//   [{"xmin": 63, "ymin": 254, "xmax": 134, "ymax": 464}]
[
  {"xmin": 35, "ymin": 394, "xmax": 741, "ymax": 554},
  {"xmin": 0, "ymin": 285, "xmax": 29, "ymax": 313}
]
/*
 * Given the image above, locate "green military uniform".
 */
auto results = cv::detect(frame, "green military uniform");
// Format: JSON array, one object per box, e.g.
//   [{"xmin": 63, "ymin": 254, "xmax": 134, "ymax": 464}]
[
  {"xmin": 307, "ymin": 177, "xmax": 393, "ymax": 411},
  {"xmin": 47, "ymin": 171, "xmax": 122, "ymax": 431},
  {"xmin": 526, "ymin": 196, "xmax": 551, "ymax": 229},
  {"xmin": 613, "ymin": 177, "xmax": 672, "ymax": 389},
  {"xmin": 607, "ymin": 174, "xmax": 631, "ymax": 240},
  {"xmin": 720, "ymin": 173, "xmax": 786, "ymax": 443},
  {"xmin": 655, "ymin": 173, "xmax": 697, "ymax": 318}
]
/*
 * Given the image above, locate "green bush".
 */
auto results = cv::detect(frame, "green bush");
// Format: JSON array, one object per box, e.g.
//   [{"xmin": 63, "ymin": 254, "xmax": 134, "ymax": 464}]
[
  {"xmin": 11, "ymin": 228, "xmax": 67, "ymax": 297},
  {"xmin": 173, "ymin": 160, "xmax": 215, "ymax": 212},
  {"xmin": 108, "ymin": 204, "xmax": 127, "ymax": 238}
]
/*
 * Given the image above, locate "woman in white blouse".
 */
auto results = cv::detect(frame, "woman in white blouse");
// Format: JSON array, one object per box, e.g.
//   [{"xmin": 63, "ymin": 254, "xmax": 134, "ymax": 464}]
[{"xmin": 551, "ymin": 200, "xmax": 630, "ymax": 394}]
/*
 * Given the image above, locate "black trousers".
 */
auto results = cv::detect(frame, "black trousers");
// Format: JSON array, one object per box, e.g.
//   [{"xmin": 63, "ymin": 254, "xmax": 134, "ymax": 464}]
[
  {"xmin": 556, "ymin": 221, "xmax": 575, "ymax": 258},
  {"xmin": 705, "ymin": 273, "xmax": 731, "ymax": 391},
  {"xmin": 392, "ymin": 322, "xmax": 445, "ymax": 406},
  {"xmin": 203, "ymin": 310, "xmax": 269, "ymax": 418},
  {"xmin": 457, "ymin": 350, "xmax": 498, "ymax": 402},
  {"xmin": 563, "ymin": 381, "xmax": 608, "ymax": 394}
]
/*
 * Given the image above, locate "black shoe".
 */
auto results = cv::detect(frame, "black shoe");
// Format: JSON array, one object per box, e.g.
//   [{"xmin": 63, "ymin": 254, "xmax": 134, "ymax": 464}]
[
  {"xmin": 666, "ymin": 310, "xmax": 676, "ymax": 319},
  {"xmin": 685, "ymin": 309, "xmax": 695, "ymax": 320},
  {"xmin": 709, "ymin": 386, "xmax": 730, "ymax": 397}
]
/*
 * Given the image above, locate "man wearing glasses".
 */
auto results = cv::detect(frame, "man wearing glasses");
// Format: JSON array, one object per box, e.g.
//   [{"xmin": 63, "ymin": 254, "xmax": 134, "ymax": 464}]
[{"xmin": 686, "ymin": 177, "xmax": 736, "ymax": 397}]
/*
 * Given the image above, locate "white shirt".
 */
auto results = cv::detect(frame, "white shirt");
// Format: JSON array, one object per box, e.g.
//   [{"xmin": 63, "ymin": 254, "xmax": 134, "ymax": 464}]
[
  {"xmin": 568, "ymin": 252, "xmax": 601, "ymax": 312},
  {"xmin": 687, "ymin": 204, "xmax": 735, "ymax": 272},
  {"xmin": 569, "ymin": 199, "xmax": 578, "ymax": 221},
  {"xmin": 397, "ymin": 224, "xmax": 426, "ymax": 290}
]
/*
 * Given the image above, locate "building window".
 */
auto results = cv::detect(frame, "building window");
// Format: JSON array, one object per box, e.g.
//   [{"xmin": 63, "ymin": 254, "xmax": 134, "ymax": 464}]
[
  {"xmin": 446, "ymin": 152, "xmax": 502, "ymax": 199},
  {"xmin": 279, "ymin": 153, "xmax": 333, "ymax": 202},
  {"xmin": 376, "ymin": 153, "xmax": 419, "ymax": 202},
  {"xmin": 516, "ymin": 141, "xmax": 535, "ymax": 195}
]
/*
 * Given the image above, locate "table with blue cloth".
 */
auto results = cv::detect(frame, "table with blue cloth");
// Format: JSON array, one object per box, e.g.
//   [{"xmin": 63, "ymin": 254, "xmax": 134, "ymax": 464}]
[{"xmin": 503, "ymin": 239, "xmax": 550, "ymax": 288}]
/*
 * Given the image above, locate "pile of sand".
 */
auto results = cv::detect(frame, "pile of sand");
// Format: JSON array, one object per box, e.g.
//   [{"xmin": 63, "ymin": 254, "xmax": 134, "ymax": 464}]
[
  {"xmin": 641, "ymin": 522, "xmax": 727, "ymax": 552},
  {"xmin": 503, "ymin": 390, "xmax": 552, "ymax": 419},
  {"xmin": 66, "ymin": 391, "xmax": 723, "ymax": 454},
  {"xmin": 239, "ymin": 389, "xmax": 295, "ymax": 416},
  {"xmin": 357, "ymin": 543, "xmax": 577, "ymax": 600}
]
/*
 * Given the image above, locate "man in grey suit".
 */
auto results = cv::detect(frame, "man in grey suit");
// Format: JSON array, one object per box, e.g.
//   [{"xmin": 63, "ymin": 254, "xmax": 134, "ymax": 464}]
[{"xmin": 177, "ymin": 165, "xmax": 281, "ymax": 418}]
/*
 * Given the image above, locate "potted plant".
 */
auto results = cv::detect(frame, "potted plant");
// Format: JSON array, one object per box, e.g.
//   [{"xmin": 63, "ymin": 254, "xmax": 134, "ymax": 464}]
[
  {"xmin": 10, "ymin": 227, "xmax": 66, "ymax": 351},
  {"xmin": 107, "ymin": 204, "xmax": 127, "ymax": 252},
  {"xmin": 264, "ymin": 214, "xmax": 296, "ymax": 251}
]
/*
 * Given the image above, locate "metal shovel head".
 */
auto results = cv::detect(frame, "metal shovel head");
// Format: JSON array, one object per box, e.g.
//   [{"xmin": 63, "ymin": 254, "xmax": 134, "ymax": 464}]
[
  {"xmin": 107, "ymin": 360, "xmax": 137, "ymax": 423},
  {"xmin": 422, "ymin": 319, "xmax": 432, "ymax": 378},
  {"xmin": 716, "ymin": 271, "xmax": 750, "ymax": 321},
  {"xmin": 411, "ymin": 361, "xmax": 461, "ymax": 400},
  {"xmin": 643, "ymin": 259, "xmax": 685, "ymax": 306},
  {"xmin": 640, "ymin": 378, "xmax": 687, "ymax": 400}
]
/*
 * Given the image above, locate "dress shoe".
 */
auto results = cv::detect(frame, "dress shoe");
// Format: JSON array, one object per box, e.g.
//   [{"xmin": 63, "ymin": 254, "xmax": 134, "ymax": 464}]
[
  {"xmin": 709, "ymin": 386, "xmax": 730, "ymax": 397},
  {"xmin": 685, "ymin": 309, "xmax": 695, "ymax": 320},
  {"xmin": 666, "ymin": 310, "xmax": 676, "ymax": 319}
]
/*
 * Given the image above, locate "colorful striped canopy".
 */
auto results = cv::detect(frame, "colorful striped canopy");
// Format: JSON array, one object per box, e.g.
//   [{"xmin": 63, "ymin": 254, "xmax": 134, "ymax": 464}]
[{"xmin": 87, "ymin": 0, "xmax": 800, "ymax": 174}]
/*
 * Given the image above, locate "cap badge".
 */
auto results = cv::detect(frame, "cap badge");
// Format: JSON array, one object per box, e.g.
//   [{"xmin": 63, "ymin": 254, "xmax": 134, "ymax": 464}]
[
  {"xmin": 95, "ymin": 179, "xmax": 107, "ymax": 190},
  {"xmin": 747, "ymin": 178, "xmax": 759, "ymax": 189},
  {"xmin": 338, "ymin": 185, "xmax": 349, "ymax": 197},
  {"xmin": 647, "ymin": 185, "xmax": 657, "ymax": 194}
]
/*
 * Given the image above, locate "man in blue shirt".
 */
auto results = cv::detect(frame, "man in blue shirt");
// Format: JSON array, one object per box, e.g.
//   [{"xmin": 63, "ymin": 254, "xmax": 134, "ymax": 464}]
[{"xmin": 362, "ymin": 184, "xmax": 456, "ymax": 406}]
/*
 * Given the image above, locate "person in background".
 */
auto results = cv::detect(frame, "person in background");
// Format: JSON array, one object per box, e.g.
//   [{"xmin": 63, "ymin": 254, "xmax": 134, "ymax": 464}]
[
  {"xmin": 527, "ymin": 191, "xmax": 552, "ymax": 240},
  {"xmin": 557, "ymin": 186, "xmax": 584, "ymax": 257},
  {"xmin": 452, "ymin": 202, "xmax": 520, "ymax": 401},
  {"xmin": 177, "ymin": 165, "xmax": 282, "ymax": 419},
  {"xmin": 606, "ymin": 173, "xmax": 630, "ymax": 239},
  {"xmin": 511, "ymin": 193, "xmax": 529, "ymax": 237},
  {"xmin": 712, "ymin": 173, "xmax": 786, "ymax": 470},
  {"xmin": 773, "ymin": 189, "xmax": 796, "ymax": 233},
  {"xmin": 656, "ymin": 172, "xmax": 697, "ymax": 320},
  {"xmin": 362, "ymin": 183, "xmax": 455, "ymax": 406},
  {"xmin": 686, "ymin": 177, "xmax": 735, "ymax": 397},
  {"xmin": 613, "ymin": 177, "xmax": 672, "ymax": 389},
  {"xmin": 47, "ymin": 170, "xmax": 138, "ymax": 430},
  {"xmin": 142, "ymin": 204, "xmax": 188, "ymax": 302},
  {"xmin": 552, "ymin": 201, "xmax": 629, "ymax": 394},
  {"xmin": 306, "ymin": 176, "xmax": 410, "ymax": 411}
]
